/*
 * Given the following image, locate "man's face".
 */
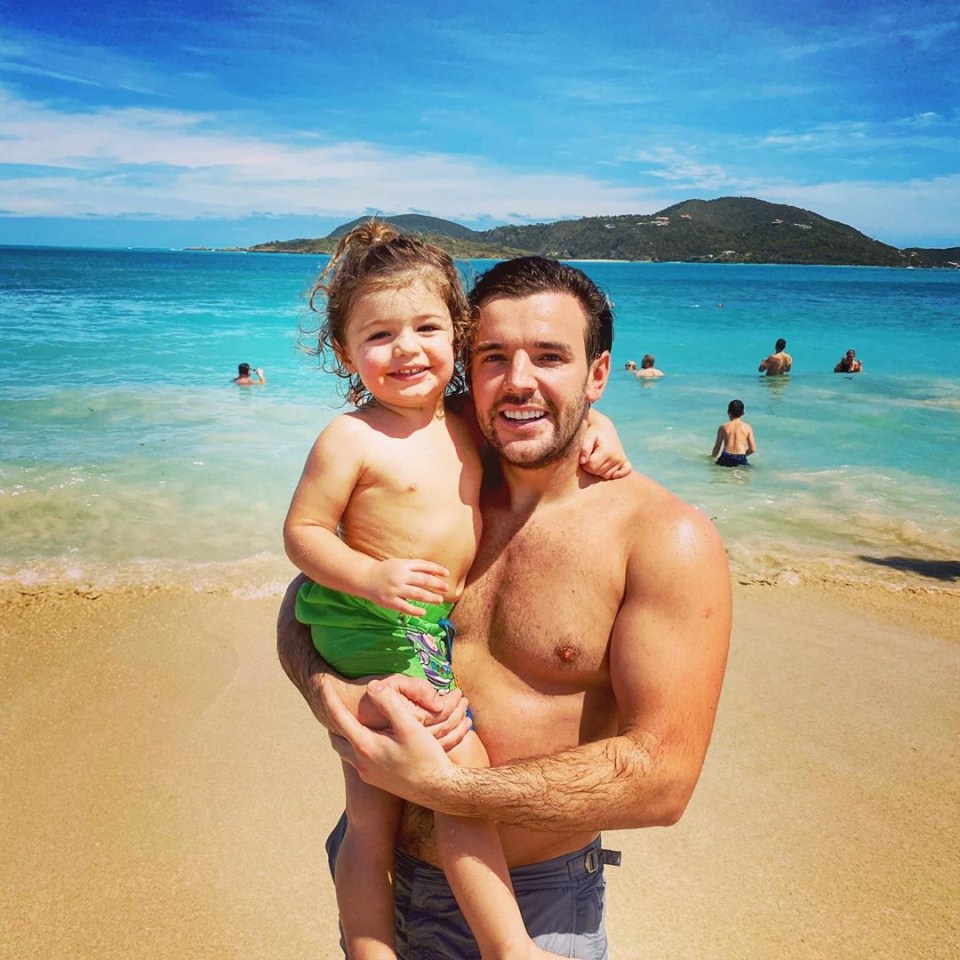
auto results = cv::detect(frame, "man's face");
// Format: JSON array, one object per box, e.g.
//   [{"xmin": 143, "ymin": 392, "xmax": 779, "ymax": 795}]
[{"xmin": 470, "ymin": 291, "xmax": 610, "ymax": 469}]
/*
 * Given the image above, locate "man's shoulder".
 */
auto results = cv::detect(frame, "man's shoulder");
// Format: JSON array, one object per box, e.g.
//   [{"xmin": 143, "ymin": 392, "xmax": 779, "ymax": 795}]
[
  {"xmin": 605, "ymin": 474, "xmax": 726, "ymax": 586},
  {"xmin": 587, "ymin": 470, "xmax": 701, "ymax": 526}
]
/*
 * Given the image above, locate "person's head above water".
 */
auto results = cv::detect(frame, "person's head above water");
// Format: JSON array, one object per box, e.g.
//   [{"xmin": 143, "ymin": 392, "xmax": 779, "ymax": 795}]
[
  {"xmin": 304, "ymin": 218, "xmax": 473, "ymax": 404},
  {"xmin": 728, "ymin": 399, "xmax": 745, "ymax": 418},
  {"xmin": 468, "ymin": 255, "xmax": 614, "ymax": 363},
  {"xmin": 641, "ymin": 354, "xmax": 656, "ymax": 369},
  {"xmin": 775, "ymin": 338, "xmax": 787, "ymax": 352},
  {"xmin": 237, "ymin": 362, "xmax": 251, "ymax": 377}
]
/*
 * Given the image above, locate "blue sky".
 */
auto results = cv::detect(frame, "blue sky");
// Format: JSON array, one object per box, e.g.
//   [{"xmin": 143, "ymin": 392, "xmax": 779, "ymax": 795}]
[{"xmin": 1, "ymin": 0, "xmax": 958, "ymax": 248}]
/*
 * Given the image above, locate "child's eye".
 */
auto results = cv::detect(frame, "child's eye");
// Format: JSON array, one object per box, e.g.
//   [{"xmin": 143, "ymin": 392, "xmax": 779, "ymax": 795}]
[{"xmin": 366, "ymin": 331, "xmax": 390, "ymax": 342}]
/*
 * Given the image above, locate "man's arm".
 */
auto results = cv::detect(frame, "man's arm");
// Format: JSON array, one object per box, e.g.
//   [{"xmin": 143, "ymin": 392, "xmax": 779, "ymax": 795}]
[
  {"xmin": 758, "ymin": 356, "xmax": 770, "ymax": 372},
  {"xmin": 325, "ymin": 502, "xmax": 731, "ymax": 832},
  {"xmin": 276, "ymin": 575, "xmax": 471, "ymax": 740}
]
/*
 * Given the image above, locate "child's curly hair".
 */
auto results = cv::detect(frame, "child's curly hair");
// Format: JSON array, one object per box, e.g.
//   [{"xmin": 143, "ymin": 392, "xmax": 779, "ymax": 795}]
[{"xmin": 301, "ymin": 218, "xmax": 474, "ymax": 405}]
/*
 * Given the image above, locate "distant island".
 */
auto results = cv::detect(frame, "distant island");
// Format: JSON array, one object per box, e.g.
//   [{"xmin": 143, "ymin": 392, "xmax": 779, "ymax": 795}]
[{"xmin": 239, "ymin": 197, "xmax": 960, "ymax": 268}]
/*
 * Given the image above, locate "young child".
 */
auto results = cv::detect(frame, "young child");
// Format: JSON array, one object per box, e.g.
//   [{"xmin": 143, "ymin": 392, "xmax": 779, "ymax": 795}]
[
  {"xmin": 284, "ymin": 219, "xmax": 627, "ymax": 960},
  {"xmin": 712, "ymin": 398, "xmax": 757, "ymax": 467}
]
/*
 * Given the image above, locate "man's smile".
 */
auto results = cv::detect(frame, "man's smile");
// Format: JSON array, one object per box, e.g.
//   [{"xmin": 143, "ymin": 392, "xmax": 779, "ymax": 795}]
[{"xmin": 501, "ymin": 409, "xmax": 546, "ymax": 423}]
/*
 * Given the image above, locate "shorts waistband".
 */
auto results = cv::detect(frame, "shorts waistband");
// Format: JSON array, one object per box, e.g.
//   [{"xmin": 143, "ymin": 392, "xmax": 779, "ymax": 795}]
[{"xmin": 395, "ymin": 836, "xmax": 621, "ymax": 886}]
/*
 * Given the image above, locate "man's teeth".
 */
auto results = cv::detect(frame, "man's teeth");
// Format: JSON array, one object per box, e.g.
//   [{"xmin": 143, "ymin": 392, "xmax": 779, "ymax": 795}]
[{"xmin": 502, "ymin": 410, "xmax": 544, "ymax": 421}]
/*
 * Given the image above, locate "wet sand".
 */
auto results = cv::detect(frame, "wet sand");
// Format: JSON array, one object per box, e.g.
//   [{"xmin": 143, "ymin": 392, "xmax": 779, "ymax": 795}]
[{"xmin": 2, "ymin": 581, "xmax": 958, "ymax": 959}]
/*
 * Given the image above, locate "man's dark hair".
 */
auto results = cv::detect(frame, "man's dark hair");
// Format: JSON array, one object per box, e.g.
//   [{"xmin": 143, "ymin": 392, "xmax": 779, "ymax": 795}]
[
  {"xmin": 468, "ymin": 256, "xmax": 613, "ymax": 361},
  {"xmin": 775, "ymin": 338, "xmax": 787, "ymax": 352},
  {"xmin": 238, "ymin": 362, "xmax": 251, "ymax": 376},
  {"xmin": 728, "ymin": 399, "xmax": 745, "ymax": 417}
]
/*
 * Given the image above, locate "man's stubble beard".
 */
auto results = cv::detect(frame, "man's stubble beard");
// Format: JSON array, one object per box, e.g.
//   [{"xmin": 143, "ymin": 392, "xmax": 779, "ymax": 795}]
[{"xmin": 481, "ymin": 385, "xmax": 591, "ymax": 471}]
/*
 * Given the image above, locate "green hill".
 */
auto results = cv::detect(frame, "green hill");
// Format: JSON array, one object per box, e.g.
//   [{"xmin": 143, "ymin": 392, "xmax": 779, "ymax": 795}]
[
  {"xmin": 247, "ymin": 214, "xmax": 527, "ymax": 259},
  {"xmin": 900, "ymin": 246, "xmax": 960, "ymax": 268},
  {"xmin": 479, "ymin": 198, "xmax": 907, "ymax": 266},
  {"xmin": 245, "ymin": 198, "xmax": 958, "ymax": 267}
]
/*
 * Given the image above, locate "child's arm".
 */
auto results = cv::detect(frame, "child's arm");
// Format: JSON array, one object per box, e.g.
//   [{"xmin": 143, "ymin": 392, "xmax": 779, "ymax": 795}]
[
  {"xmin": 711, "ymin": 426, "xmax": 724, "ymax": 458},
  {"xmin": 283, "ymin": 417, "xmax": 450, "ymax": 616},
  {"xmin": 580, "ymin": 408, "xmax": 632, "ymax": 479},
  {"xmin": 746, "ymin": 424, "xmax": 757, "ymax": 456}
]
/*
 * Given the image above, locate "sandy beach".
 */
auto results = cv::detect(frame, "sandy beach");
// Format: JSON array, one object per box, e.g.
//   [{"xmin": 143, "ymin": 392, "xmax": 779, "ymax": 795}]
[{"xmin": 2, "ymin": 579, "xmax": 957, "ymax": 959}]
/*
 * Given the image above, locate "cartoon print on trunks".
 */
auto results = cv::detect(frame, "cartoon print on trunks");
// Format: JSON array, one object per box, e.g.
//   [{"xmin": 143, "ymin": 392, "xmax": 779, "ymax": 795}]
[{"xmin": 406, "ymin": 619, "xmax": 456, "ymax": 693}]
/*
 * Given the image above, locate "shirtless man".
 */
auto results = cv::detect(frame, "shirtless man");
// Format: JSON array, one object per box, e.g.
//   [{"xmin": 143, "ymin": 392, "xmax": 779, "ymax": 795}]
[
  {"xmin": 278, "ymin": 256, "xmax": 731, "ymax": 958},
  {"xmin": 712, "ymin": 399, "xmax": 756, "ymax": 468},
  {"xmin": 634, "ymin": 354, "xmax": 664, "ymax": 378},
  {"xmin": 232, "ymin": 362, "xmax": 266, "ymax": 385},
  {"xmin": 758, "ymin": 337, "xmax": 792, "ymax": 376}
]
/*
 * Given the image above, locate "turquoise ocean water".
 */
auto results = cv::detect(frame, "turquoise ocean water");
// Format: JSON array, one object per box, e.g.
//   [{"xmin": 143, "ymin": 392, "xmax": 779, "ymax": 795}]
[{"xmin": 2, "ymin": 246, "xmax": 958, "ymax": 594}]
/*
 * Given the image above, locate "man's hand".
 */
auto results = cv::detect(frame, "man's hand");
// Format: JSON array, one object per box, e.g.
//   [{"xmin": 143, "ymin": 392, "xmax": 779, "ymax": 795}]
[
  {"xmin": 324, "ymin": 678, "xmax": 463, "ymax": 807},
  {"xmin": 321, "ymin": 672, "xmax": 472, "ymax": 751}
]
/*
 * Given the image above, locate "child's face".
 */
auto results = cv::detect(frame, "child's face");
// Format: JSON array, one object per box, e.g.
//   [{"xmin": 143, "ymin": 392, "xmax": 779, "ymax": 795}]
[{"xmin": 338, "ymin": 277, "xmax": 456, "ymax": 410}]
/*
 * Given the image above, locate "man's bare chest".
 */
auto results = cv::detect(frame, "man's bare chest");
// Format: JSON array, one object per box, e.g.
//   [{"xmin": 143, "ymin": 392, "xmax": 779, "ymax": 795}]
[{"xmin": 456, "ymin": 519, "xmax": 623, "ymax": 680}]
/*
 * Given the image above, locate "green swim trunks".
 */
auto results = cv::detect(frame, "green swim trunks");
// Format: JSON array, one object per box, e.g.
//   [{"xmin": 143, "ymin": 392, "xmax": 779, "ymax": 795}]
[{"xmin": 295, "ymin": 581, "xmax": 457, "ymax": 693}]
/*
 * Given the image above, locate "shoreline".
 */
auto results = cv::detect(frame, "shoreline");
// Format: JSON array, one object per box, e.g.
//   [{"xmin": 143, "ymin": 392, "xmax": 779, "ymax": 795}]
[
  {"xmin": 3, "ymin": 546, "xmax": 958, "ymax": 600},
  {"xmin": 3, "ymin": 580, "xmax": 958, "ymax": 958}
]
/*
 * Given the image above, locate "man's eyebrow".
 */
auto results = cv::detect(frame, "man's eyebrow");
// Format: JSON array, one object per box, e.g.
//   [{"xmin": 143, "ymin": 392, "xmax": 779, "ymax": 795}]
[{"xmin": 474, "ymin": 340, "xmax": 572, "ymax": 352}]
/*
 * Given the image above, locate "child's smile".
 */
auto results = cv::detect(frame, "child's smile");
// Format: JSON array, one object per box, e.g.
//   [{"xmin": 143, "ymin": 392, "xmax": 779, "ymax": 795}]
[{"xmin": 340, "ymin": 278, "xmax": 456, "ymax": 412}]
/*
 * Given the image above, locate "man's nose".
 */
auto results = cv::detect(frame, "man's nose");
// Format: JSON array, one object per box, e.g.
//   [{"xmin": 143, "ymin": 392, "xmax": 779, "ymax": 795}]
[{"xmin": 503, "ymin": 352, "xmax": 535, "ymax": 393}]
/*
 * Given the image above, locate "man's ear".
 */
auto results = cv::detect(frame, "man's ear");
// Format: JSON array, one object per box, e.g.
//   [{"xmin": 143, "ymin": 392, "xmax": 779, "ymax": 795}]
[
  {"xmin": 334, "ymin": 342, "xmax": 356, "ymax": 374},
  {"xmin": 586, "ymin": 351, "xmax": 611, "ymax": 403}
]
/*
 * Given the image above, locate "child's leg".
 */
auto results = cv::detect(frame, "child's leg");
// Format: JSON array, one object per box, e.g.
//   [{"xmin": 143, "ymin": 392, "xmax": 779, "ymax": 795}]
[
  {"xmin": 435, "ymin": 731, "xmax": 565, "ymax": 960},
  {"xmin": 336, "ymin": 760, "xmax": 402, "ymax": 960}
]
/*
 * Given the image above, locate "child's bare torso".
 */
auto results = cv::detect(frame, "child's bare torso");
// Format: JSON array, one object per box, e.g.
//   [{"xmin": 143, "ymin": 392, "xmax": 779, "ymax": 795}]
[
  {"xmin": 720, "ymin": 419, "xmax": 752, "ymax": 454},
  {"xmin": 340, "ymin": 406, "xmax": 482, "ymax": 599}
]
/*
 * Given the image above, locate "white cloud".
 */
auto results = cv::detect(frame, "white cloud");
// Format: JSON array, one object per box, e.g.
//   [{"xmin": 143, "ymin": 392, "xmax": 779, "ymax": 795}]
[
  {"xmin": 616, "ymin": 147, "xmax": 742, "ymax": 190},
  {"xmin": 0, "ymin": 89, "xmax": 667, "ymax": 221},
  {"xmin": 1, "ymin": 88, "xmax": 957, "ymax": 246},
  {"xmin": 760, "ymin": 176, "xmax": 960, "ymax": 246}
]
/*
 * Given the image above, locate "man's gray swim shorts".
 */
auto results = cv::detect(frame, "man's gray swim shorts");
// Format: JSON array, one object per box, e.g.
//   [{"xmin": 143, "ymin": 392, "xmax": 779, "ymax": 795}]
[{"xmin": 325, "ymin": 812, "xmax": 620, "ymax": 959}]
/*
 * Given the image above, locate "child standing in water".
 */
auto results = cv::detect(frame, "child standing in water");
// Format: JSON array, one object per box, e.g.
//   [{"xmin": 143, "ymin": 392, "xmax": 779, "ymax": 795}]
[
  {"xmin": 712, "ymin": 398, "xmax": 757, "ymax": 467},
  {"xmin": 284, "ymin": 220, "xmax": 626, "ymax": 960}
]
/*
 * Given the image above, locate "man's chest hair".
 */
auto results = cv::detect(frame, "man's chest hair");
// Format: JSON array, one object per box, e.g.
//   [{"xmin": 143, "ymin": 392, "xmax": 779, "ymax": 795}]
[{"xmin": 458, "ymin": 523, "xmax": 619, "ymax": 675}]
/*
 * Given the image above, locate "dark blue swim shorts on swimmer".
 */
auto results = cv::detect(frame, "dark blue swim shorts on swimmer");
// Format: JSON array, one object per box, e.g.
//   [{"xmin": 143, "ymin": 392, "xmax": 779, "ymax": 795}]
[
  {"xmin": 716, "ymin": 452, "xmax": 750, "ymax": 467},
  {"xmin": 325, "ymin": 812, "xmax": 621, "ymax": 960}
]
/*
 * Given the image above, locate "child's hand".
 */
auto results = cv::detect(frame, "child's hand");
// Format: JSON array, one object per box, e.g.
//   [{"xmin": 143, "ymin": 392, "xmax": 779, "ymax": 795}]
[
  {"xmin": 580, "ymin": 410, "xmax": 632, "ymax": 480},
  {"xmin": 368, "ymin": 558, "xmax": 450, "ymax": 616}
]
